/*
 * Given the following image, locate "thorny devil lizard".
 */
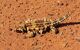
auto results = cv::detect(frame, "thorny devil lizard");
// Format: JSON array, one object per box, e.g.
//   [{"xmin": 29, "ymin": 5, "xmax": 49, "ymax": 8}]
[{"xmin": 15, "ymin": 14, "xmax": 69, "ymax": 38}]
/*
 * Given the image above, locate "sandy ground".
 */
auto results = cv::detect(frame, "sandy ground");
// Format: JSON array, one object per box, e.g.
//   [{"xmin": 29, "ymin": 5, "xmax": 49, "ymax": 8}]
[{"xmin": 0, "ymin": 0, "xmax": 80, "ymax": 50}]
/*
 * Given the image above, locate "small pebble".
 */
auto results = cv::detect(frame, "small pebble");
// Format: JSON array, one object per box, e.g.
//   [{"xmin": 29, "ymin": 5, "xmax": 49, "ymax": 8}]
[{"xmin": 9, "ymin": 28, "xmax": 13, "ymax": 31}]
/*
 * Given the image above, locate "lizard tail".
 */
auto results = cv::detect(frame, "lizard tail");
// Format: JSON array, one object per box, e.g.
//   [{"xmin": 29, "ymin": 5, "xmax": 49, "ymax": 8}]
[{"xmin": 53, "ymin": 14, "xmax": 69, "ymax": 25}]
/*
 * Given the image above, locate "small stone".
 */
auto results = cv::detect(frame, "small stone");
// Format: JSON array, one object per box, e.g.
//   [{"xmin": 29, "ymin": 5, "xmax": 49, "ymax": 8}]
[
  {"xmin": 9, "ymin": 28, "xmax": 13, "ymax": 31},
  {"xmin": 0, "ymin": 33, "xmax": 1, "ymax": 35},
  {"xmin": 75, "ymin": 37, "xmax": 80, "ymax": 42}
]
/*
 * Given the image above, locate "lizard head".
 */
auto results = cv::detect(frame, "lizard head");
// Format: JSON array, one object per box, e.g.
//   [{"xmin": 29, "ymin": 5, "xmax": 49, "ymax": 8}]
[{"xmin": 16, "ymin": 24, "xmax": 27, "ymax": 33}]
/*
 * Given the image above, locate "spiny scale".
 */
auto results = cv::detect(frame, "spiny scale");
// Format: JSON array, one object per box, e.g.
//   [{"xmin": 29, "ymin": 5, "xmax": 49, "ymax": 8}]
[{"xmin": 16, "ymin": 15, "xmax": 69, "ymax": 38}]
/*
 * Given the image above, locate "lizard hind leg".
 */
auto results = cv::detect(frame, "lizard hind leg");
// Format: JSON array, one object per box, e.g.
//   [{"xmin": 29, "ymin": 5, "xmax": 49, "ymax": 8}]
[{"xmin": 50, "ymin": 26, "xmax": 59, "ymax": 34}]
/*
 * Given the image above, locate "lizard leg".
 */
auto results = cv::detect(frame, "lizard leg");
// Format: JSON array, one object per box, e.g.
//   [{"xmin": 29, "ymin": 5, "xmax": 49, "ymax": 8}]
[
  {"xmin": 50, "ymin": 26, "xmax": 58, "ymax": 34},
  {"xmin": 26, "ymin": 31, "xmax": 36, "ymax": 38},
  {"xmin": 39, "ymin": 30, "xmax": 43, "ymax": 34}
]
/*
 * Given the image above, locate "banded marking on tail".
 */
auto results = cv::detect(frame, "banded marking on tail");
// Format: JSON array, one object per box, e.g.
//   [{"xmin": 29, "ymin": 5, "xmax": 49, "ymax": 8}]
[{"xmin": 54, "ymin": 14, "xmax": 69, "ymax": 24}]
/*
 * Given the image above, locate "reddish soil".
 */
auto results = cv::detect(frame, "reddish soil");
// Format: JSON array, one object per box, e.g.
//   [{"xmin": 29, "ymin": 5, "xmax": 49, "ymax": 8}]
[{"xmin": 0, "ymin": 0, "xmax": 80, "ymax": 50}]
